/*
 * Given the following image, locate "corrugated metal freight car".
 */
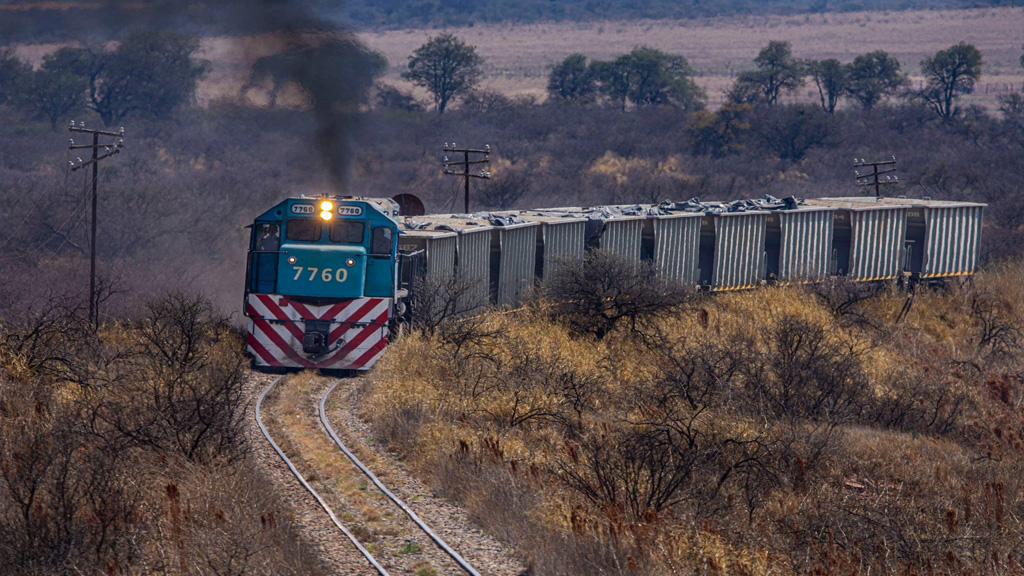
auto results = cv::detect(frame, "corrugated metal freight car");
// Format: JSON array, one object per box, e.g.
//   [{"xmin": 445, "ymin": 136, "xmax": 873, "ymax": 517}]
[
  {"xmin": 697, "ymin": 210, "xmax": 769, "ymax": 291},
  {"xmin": 402, "ymin": 216, "xmax": 494, "ymax": 311},
  {"xmin": 488, "ymin": 220, "xmax": 539, "ymax": 307},
  {"xmin": 503, "ymin": 212, "xmax": 587, "ymax": 281},
  {"xmin": 823, "ymin": 197, "xmax": 985, "ymax": 279},
  {"xmin": 804, "ymin": 199, "xmax": 908, "ymax": 281},
  {"xmin": 765, "ymin": 205, "xmax": 836, "ymax": 282}
]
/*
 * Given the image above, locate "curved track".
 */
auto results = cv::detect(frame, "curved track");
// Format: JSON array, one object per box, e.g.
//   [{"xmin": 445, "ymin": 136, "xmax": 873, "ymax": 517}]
[
  {"xmin": 255, "ymin": 376, "xmax": 390, "ymax": 575},
  {"xmin": 255, "ymin": 374, "xmax": 483, "ymax": 576},
  {"xmin": 319, "ymin": 380, "xmax": 483, "ymax": 576}
]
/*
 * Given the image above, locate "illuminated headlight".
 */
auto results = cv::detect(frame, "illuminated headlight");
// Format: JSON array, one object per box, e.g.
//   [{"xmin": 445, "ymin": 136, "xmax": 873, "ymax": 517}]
[
  {"xmin": 320, "ymin": 200, "xmax": 334, "ymax": 211},
  {"xmin": 287, "ymin": 256, "xmax": 297, "ymax": 264},
  {"xmin": 345, "ymin": 258, "xmax": 355, "ymax": 267},
  {"xmin": 319, "ymin": 210, "xmax": 333, "ymax": 221}
]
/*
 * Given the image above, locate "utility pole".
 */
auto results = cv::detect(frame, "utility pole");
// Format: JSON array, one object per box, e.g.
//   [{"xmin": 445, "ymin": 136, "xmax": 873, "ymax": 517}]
[
  {"xmin": 442, "ymin": 143, "xmax": 491, "ymax": 213},
  {"xmin": 68, "ymin": 121, "xmax": 125, "ymax": 327},
  {"xmin": 854, "ymin": 156, "xmax": 898, "ymax": 199}
]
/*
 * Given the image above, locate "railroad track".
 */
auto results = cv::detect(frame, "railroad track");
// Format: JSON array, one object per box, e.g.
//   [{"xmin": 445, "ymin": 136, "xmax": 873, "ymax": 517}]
[{"xmin": 255, "ymin": 374, "xmax": 484, "ymax": 576}]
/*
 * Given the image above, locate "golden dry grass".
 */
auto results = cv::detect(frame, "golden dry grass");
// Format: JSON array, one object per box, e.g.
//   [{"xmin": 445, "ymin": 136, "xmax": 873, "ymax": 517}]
[{"xmin": 364, "ymin": 263, "xmax": 1024, "ymax": 574}]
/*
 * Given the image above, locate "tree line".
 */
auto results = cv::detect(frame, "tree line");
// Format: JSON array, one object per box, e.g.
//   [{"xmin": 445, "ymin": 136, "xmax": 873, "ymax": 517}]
[
  {"xmin": 545, "ymin": 40, "xmax": 986, "ymax": 122},
  {"xmin": 0, "ymin": 31, "xmax": 999, "ymax": 128}
]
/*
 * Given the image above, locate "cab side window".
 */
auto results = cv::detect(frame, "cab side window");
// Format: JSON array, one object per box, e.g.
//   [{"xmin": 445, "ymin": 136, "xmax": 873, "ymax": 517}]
[
  {"xmin": 286, "ymin": 219, "xmax": 320, "ymax": 241},
  {"xmin": 254, "ymin": 223, "xmax": 280, "ymax": 251},
  {"xmin": 371, "ymin": 226, "xmax": 392, "ymax": 255}
]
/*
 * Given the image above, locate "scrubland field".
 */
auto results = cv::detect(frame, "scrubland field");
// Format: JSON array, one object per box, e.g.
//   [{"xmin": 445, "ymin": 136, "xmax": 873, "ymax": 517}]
[
  {"xmin": 367, "ymin": 263, "xmax": 1024, "ymax": 574},
  {"xmin": 3, "ymin": 2, "xmax": 1024, "ymax": 574}
]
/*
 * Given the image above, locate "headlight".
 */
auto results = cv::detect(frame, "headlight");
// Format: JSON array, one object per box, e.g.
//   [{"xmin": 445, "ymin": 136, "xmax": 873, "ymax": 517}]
[
  {"xmin": 319, "ymin": 211, "xmax": 333, "ymax": 221},
  {"xmin": 287, "ymin": 256, "xmax": 297, "ymax": 264},
  {"xmin": 345, "ymin": 258, "xmax": 355, "ymax": 267},
  {"xmin": 320, "ymin": 200, "xmax": 334, "ymax": 211}
]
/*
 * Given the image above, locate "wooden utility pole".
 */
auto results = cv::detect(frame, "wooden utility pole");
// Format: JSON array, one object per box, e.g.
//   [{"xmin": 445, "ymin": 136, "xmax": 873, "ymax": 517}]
[
  {"xmin": 443, "ymin": 143, "xmax": 491, "ymax": 213},
  {"xmin": 854, "ymin": 156, "xmax": 898, "ymax": 199},
  {"xmin": 68, "ymin": 121, "xmax": 125, "ymax": 327}
]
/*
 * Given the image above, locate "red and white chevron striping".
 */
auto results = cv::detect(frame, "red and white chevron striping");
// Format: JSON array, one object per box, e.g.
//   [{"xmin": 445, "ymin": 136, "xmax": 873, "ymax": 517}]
[{"xmin": 245, "ymin": 293, "xmax": 390, "ymax": 370}]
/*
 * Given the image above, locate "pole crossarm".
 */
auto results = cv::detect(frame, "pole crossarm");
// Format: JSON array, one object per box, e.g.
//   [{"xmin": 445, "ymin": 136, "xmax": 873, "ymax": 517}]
[
  {"xmin": 69, "ymin": 124, "xmax": 125, "ymax": 137},
  {"xmin": 70, "ymin": 147, "xmax": 122, "ymax": 171},
  {"xmin": 444, "ymin": 158, "xmax": 491, "ymax": 166}
]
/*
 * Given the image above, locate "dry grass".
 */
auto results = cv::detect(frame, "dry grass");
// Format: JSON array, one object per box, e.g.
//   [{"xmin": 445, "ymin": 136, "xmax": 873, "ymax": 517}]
[{"xmin": 364, "ymin": 263, "xmax": 1024, "ymax": 575}]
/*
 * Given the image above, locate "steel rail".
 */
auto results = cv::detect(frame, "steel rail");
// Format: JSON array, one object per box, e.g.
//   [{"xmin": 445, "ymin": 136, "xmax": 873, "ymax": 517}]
[
  {"xmin": 319, "ymin": 380, "xmax": 483, "ymax": 576},
  {"xmin": 255, "ymin": 376, "xmax": 391, "ymax": 576}
]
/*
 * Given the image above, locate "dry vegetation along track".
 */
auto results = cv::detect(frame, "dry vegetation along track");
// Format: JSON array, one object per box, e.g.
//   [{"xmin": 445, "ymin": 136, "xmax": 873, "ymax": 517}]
[{"xmin": 255, "ymin": 373, "xmax": 488, "ymax": 576}]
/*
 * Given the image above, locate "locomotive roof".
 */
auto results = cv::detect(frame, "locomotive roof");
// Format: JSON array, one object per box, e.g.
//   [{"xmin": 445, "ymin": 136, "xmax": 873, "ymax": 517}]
[{"xmin": 253, "ymin": 195, "xmax": 401, "ymax": 223}]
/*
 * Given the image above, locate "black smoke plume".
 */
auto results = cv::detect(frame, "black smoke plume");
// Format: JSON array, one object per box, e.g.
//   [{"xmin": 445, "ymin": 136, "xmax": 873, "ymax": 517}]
[{"xmin": 1, "ymin": 0, "xmax": 385, "ymax": 189}]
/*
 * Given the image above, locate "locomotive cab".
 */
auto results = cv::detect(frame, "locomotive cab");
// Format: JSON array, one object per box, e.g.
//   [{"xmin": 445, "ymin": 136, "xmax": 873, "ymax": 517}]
[{"xmin": 243, "ymin": 196, "xmax": 402, "ymax": 370}]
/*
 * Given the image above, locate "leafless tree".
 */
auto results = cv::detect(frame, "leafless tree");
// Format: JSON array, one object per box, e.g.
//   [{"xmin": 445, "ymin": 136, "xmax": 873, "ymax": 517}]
[{"xmin": 544, "ymin": 249, "xmax": 697, "ymax": 339}]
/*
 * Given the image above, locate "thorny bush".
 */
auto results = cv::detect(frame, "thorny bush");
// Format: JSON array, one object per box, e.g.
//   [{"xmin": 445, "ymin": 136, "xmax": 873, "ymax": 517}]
[{"xmin": 0, "ymin": 292, "xmax": 322, "ymax": 575}]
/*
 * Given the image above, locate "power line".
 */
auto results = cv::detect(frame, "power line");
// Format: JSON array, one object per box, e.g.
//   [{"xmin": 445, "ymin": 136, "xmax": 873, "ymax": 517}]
[
  {"xmin": 854, "ymin": 156, "xmax": 898, "ymax": 199},
  {"xmin": 442, "ymin": 142, "xmax": 491, "ymax": 214},
  {"xmin": 68, "ymin": 120, "xmax": 126, "ymax": 327}
]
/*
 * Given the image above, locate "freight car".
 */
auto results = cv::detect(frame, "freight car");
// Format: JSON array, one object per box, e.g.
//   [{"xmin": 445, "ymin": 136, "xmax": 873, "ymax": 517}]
[{"xmin": 243, "ymin": 195, "xmax": 984, "ymax": 370}]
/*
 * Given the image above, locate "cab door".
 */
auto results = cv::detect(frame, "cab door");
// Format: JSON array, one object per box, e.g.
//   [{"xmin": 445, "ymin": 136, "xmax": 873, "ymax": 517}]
[{"xmin": 364, "ymin": 225, "xmax": 397, "ymax": 297}]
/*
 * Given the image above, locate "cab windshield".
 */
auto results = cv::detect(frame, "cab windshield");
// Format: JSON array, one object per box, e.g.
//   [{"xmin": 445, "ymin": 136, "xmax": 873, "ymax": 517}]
[
  {"xmin": 286, "ymin": 219, "xmax": 321, "ymax": 241},
  {"xmin": 330, "ymin": 220, "xmax": 365, "ymax": 244}
]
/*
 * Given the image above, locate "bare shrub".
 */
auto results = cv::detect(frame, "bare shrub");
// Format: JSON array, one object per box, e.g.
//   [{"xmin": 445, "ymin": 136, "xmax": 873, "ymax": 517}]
[
  {"xmin": 0, "ymin": 376, "xmax": 142, "ymax": 574},
  {"xmin": 475, "ymin": 336, "xmax": 604, "ymax": 435},
  {"xmin": 871, "ymin": 367, "xmax": 970, "ymax": 436},
  {"xmin": 741, "ymin": 315, "xmax": 867, "ymax": 424},
  {"xmin": 477, "ymin": 168, "xmax": 529, "ymax": 209},
  {"xmin": 806, "ymin": 275, "xmax": 880, "ymax": 326},
  {"xmin": 544, "ymin": 249, "xmax": 697, "ymax": 339},
  {"xmin": 409, "ymin": 272, "xmax": 487, "ymax": 335},
  {"xmin": 81, "ymin": 293, "xmax": 248, "ymax": 463},
  {"xmin": 0, "ymin": 289, "xmax": 324, "ymax": 575},
  {"xmin": 655, "ymin": 332, "xmax": 746, "ymax": 411},
  {"xmin": 969, "ymin": 287, "xmax": 1022, "ymax": 360}
]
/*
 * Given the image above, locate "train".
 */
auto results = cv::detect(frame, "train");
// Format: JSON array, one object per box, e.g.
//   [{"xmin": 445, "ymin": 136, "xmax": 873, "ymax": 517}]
[{"xmin": 243, "ymin": 194, "xmax": 985, "ymax": 370}]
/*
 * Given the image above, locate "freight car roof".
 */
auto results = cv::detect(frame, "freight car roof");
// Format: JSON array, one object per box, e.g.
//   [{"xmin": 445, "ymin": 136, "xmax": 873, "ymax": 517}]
[
  {"xmin": 498, "ymin": 211, "xmax": 588, "ymax": 224},
  {"xmin": 399, "ymin": 215, "xmax": 495, "ymax": 233},
  {"xmin": 804, "ymin": 198, "xmax": 912, "ymax": 211},
  {"xmin": 814, "ymin": 196, "xmax": 987, "ymax": 208}
]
